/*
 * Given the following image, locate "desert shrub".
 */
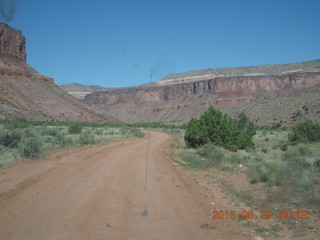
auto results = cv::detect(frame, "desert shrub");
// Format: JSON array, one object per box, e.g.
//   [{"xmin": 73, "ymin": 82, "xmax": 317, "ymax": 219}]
[
  {"xmin": 288, "ymin": 120, "xmax": 320, "ymax": 143},
  {"xmin": 279, "ymin": 143, "xmax": 288, "ymax": 151},
  {"xmin": 0, "ymin": 150, "xmax": 21, "ymax": 168},
  {"xmin": 127, "ymin": 128, "xmax": 145, "ymax": 138},
  {"xmin": 41, "ymin": 127, "xmax": 60, "ymax": 136},
  {"xmin": 282, "ymin": 146, "xmax": 313, "ymax": 169},
  {"xmin": 95, "ymin": 128, "xmax": 104, "ymax": 136},
  {"xmin": 298, "ymin": 145, "xmax": 313, "ymax": 156},
  {"xmin": 272, "ymin": 147, "xmax": 318, "ymax": 202},
  {"xmin": 54, "ymin": 133, "xmax": 72, "ymax": 145},
  {"xmin": 196, "ymin": 143, "xmax": 225, "ymax": 162},
  {"xmin": 21, "ymin": 128, "xmax": 37, "ymax": 137},
  {"xmin": 179, "ymin": 150, "xmax": 203, "ymax": 169},
  {"xmin": 0, "ymin": 129, "xmax": 22, "ymax": 148},
  {"xmin": 68, "ymin": 124, "xmax": 82, "ymax": 134},
  {"xmin": 5, "ymin": 118, "xmax": 30, "ymax": 129},
  {"xmin": 184, "ymin": 106, "xmax": 255, "ymax": 150},
  {"xmin": 19, "ymin": 136, "xmax": 43, "ymax": 159},
  {"xmin": 79, "ymin": 131, "xmax": 95, "ymax": 145},
  {"xmin": 250, "ymin": 161, "xmax": 286, "ymax": 186},
  {"xmin": 271, "ymin": 122, "xmax": 281, "ymax": 129},
  {"xmin": 119, "ymin": 127, "xmax": 144, "ymax": 138}
]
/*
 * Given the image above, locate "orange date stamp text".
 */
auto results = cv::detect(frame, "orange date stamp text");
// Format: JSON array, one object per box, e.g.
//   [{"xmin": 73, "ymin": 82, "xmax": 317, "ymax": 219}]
[{"xmin": 211, "ymin": 210, "xmax": 309, "ymax": 220}]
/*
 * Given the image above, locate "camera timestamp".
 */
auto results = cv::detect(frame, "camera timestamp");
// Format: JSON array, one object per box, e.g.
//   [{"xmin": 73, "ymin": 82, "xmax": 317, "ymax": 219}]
[{"xmin": 212, "ymin": 210, "xmax": 309, "ymax": 220}]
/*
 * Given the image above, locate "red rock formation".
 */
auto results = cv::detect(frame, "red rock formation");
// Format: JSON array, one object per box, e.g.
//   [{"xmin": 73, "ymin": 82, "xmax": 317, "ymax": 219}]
[
  {"xmin": 0, "ymin": 23, "xmax": 26, "ymax": 62},
  {"xmin": 0, "ymin": 24, "xmax": 104, "ymax": 122},
  {"xmin": 84, "ymin": 65, "xmax": 320, "ymax": 123}
]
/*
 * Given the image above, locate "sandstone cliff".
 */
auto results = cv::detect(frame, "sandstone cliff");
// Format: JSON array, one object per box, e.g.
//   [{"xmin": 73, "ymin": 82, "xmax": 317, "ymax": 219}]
[
  {"xmin": 0, "ymin": 24, "xmax": 103, "ymax": 122},
  {"xmin": 84, "ymin": 61, "xmax": 320, "ymax": 124},
  {"xmin": 0, "ymin": 23, "xmax": 26, "ymax": 62}
]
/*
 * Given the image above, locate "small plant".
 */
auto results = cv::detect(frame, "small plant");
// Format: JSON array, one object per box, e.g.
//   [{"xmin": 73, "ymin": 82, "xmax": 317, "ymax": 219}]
[
  {"xmin": 19, "ymin": 136, "xmax": 43, "ymax": 159},
  {"xmin": 79, "ymin": 131, "xmax": 95, "ymax": 145},
  {"xmin": 42, "ymin": 127, "xmax": 60, "ymax": 136},
  {"xmin": 271, "ymin": 122, "xmax": 281, "ymax": 129},
  {"xmin": 250, "ymin": 160, "xmax": 286, "ymax": 186},
  {"xmin": 54, "ymin": 133, "xmax": 72, "ymax": 145},
  {"xmin": 196, "ymin": 143, "xmax": 225, "ymax": 161},
  {"xmin": 279, "ymin": 143, "xmax": 288, "ymax": 151},
  {"xmin": 5, "ymin": 118, "xmax": 30, "ymax": 129},
  {"xmin": 200, "ymin": 223, "xmax": 216, "ymax": 230},
  {"xmin": 0, "ymin": 129, "xmax": 22, "ymax": 148},
  {"xmin": 68, "ymin": 124, "xmax": 82, "ymax": 134}
]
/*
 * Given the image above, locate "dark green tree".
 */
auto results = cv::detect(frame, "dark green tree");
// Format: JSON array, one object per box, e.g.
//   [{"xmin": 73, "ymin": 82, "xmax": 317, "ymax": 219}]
[
  {"xmin": 288, "ymin": 120, "xmax": 320, "ymax": 143},
  {"xmin": 235, "ymin": 112, "xmax": 256, "ymax": 137},
  {"xmin": 184, "ymin": 106, "xmax": 255, "ymax": 150},
  {"xmin": 184, "ymin": 118, "xmax": 207, "ymax": 148}
]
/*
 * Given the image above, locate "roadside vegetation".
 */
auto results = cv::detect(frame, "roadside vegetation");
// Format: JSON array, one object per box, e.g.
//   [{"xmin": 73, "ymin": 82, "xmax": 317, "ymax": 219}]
[
  {"xmin": 0, "ymin": 119, "xmax": 144, "ymax": 168},
  {"xmin": 168, "ymin": 107, "xmax": 320, "ymax": 239}
]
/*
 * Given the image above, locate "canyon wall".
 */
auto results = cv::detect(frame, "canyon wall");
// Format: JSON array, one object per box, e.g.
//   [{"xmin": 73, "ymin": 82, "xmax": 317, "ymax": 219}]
[{"xmin": 84, "ymin": 66, "xmax": 320, "ymax": 124}]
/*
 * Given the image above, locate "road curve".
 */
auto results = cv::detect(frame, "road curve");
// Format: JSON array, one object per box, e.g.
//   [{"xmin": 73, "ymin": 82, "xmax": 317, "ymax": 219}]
[{"xmin": 0, "ymin": 131, "xmax": 246, "ymax": 240}]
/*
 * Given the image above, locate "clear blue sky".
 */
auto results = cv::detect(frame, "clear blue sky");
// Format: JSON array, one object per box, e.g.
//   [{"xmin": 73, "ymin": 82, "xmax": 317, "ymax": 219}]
[{"xmin": 2, "ymin": 0, "xmax": 320, "ymax": 87}]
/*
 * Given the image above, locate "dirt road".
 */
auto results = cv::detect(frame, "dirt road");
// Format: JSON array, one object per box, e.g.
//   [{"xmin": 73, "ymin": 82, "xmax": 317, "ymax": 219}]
[{"xmin": 0, "ymin": 131, "xmax": 247, "ymax": 240}]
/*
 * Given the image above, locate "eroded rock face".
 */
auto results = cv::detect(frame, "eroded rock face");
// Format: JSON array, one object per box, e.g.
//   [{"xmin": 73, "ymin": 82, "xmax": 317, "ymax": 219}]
[
  {"xmin": 0, "ymin": 24, "xmax": 104, "ymax": 123},
  {"xmin": 0, "ymin": 23, "xmax": 26, "ymax": 62},
  {"xmin": 84, "ymin": 66, "xmax": 320, "ymax": 124}
]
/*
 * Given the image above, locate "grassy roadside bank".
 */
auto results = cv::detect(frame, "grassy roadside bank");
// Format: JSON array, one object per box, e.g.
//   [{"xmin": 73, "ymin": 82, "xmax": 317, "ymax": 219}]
[
  {"xmin": 0, "ymin": 119, "xmax": 144, "ymax": 168},
  {"xmin": 167, "ymin": 127, "xmax": 320, "ymax": 239}
]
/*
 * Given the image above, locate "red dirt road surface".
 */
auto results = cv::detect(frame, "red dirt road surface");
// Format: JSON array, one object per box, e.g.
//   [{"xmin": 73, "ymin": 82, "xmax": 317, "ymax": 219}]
[{"xmin": 0, "ymin": 131, "xmax": 248, "ymax": 240}]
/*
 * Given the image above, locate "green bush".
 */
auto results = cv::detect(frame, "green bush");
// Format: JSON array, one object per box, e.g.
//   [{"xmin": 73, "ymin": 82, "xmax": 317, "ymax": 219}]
[
  {"xmin": 271, "ymin": 122, "xmax": 281, "ymax": 129},
  {"xmin": 184, "ymin": 106, "xmax": 255, "ymax": 150},
  {"xmin": 79, "ymin": 131, "xmax": 95, "ymax": 145},
  {"xmin": 41, "ymin": 127, "xmax": 60, "ymax": 136},
  {"xmin": 5, "ymin": 118, "xmax": 30, "ymax": 129},
  {"xmin": 0, "ymin": 129, "xmax": 22, "ymax": 148},
  {"xmin": 127, "ymin": 128, "xmax": 145, "ymax": 138},
  {"xmin": 196, "ymin": 143, "xmax": 225, "ymax": 162},
  {"xmin": 279, "ymin": 143, "xmax": 288, "ymax": 151},
  {"xmin": 184, "ymin": 118, "xmax": 208, "ymax": 148},
  {"xmin": 68, "ymin": 124, "xmax": 82, "ymax": 134},
  {"xmin": 282, "ymin": 146, "xmax": 313, "ymax": 168},
  {"xmin": 250, "ymin": 161, "xmax": 286, "ymax": 186},
  {"xmin": 54, "ymin": 133, "xmax": 72, "ymax": 145},
  {"xmin": 19, "ymin": 137, "xmax": 43, "ymax": 159},
  {"xmin": 288, "ymin": 120, "xmax": 320, "ymax": 143},
  {"xmin": 119, "ymin": 127, "xmax": 145, "ymax": 138}
]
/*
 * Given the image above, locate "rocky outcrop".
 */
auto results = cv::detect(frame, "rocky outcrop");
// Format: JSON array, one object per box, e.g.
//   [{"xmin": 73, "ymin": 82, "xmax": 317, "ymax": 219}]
[
  {"xmin": 84, "ymin": 62, "xmax": 320, "ymax": 124},
  {"xmin": 0, "ymin": 23, "xmax": 26, "ymax": 62},
  {"xmin": 0, "ymin": 23, "xmax": 105, "ymax": 122}
]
